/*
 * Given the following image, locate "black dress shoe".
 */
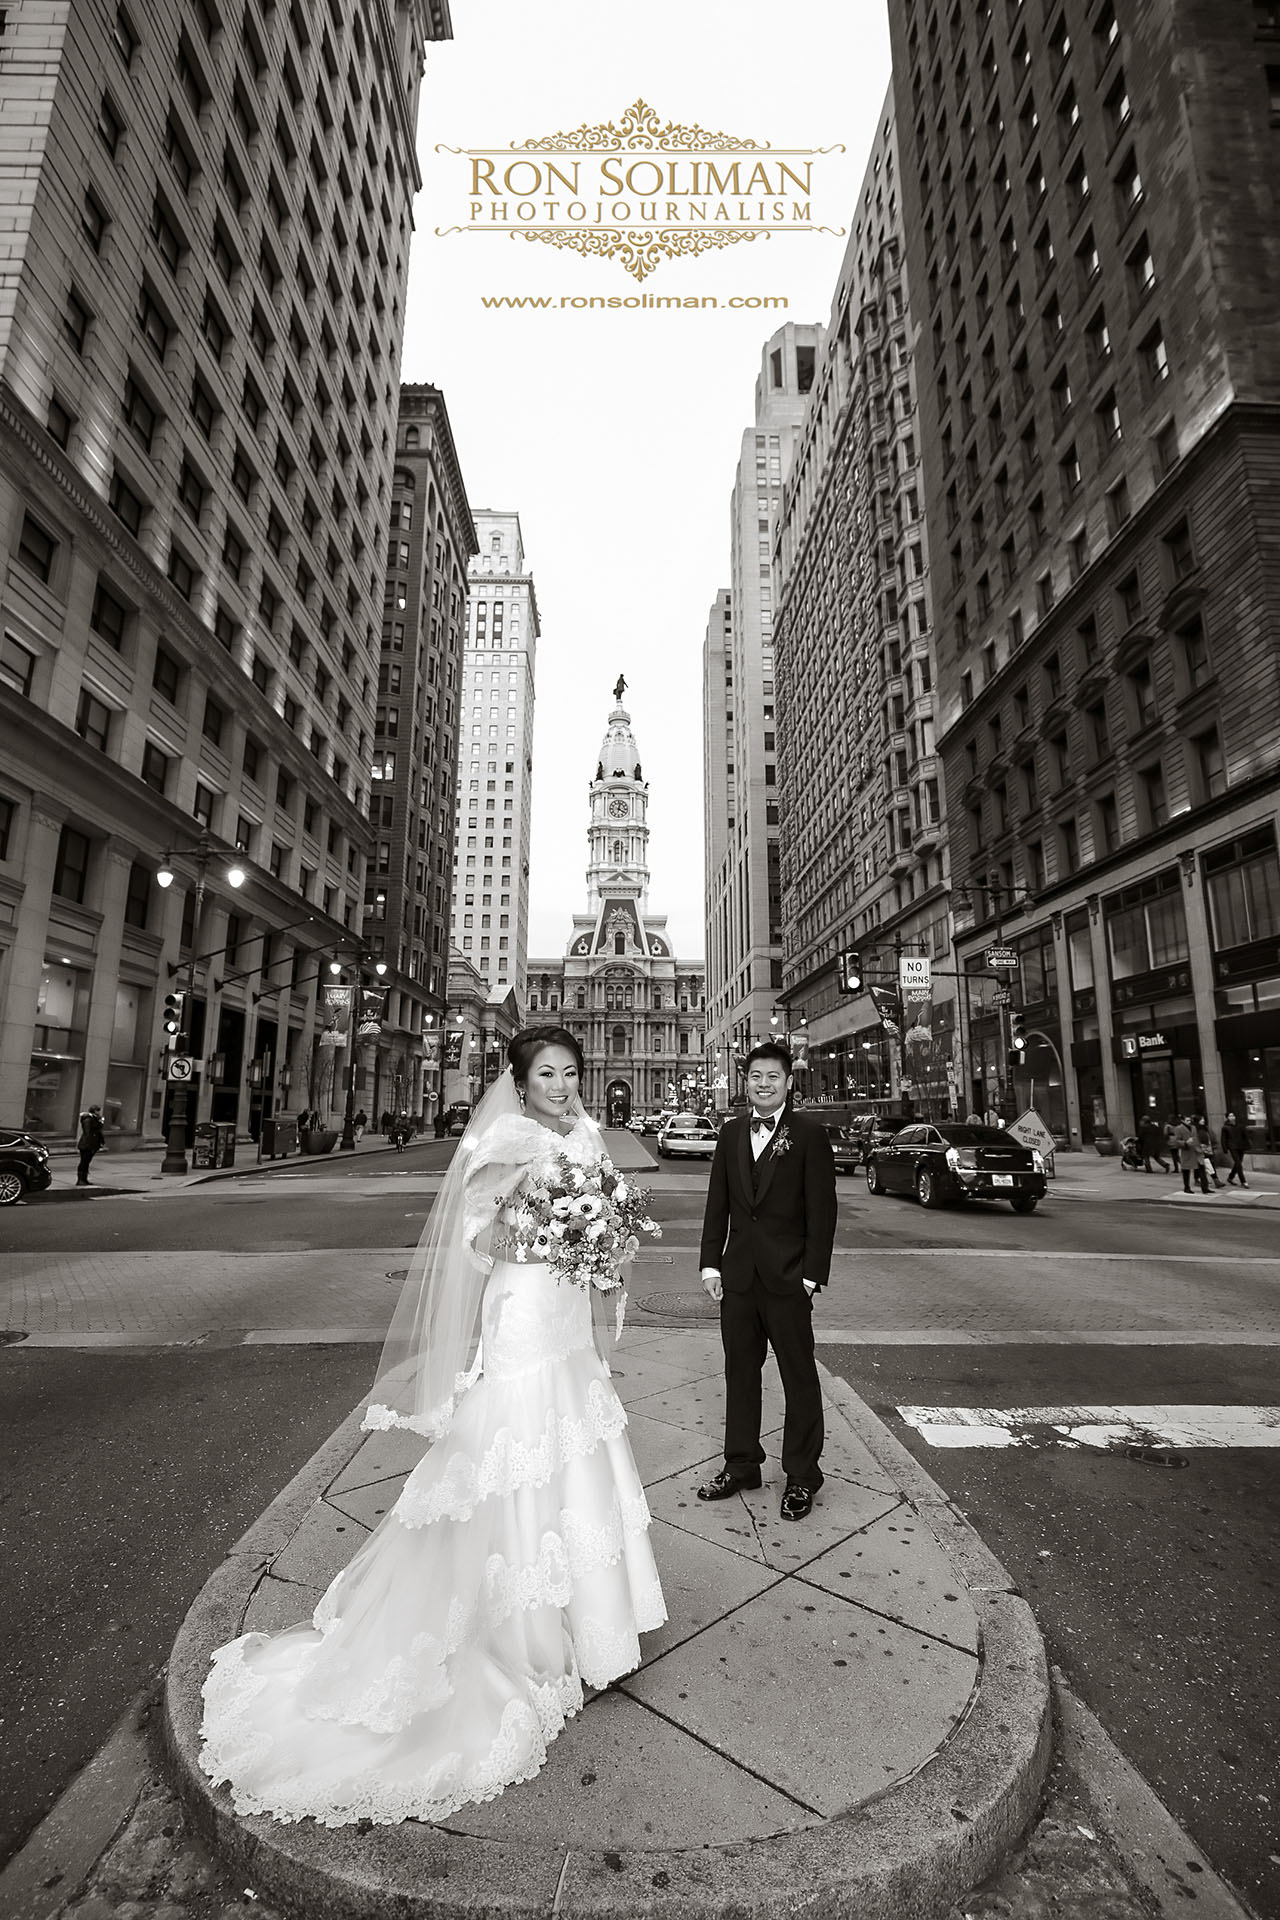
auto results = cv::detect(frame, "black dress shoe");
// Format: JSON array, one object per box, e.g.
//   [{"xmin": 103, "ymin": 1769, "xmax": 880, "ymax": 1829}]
[
  {"xmin": 780, "ymin": 1480, "xmax": 815, "ymax": 1521},
  {"xmin": 697, "ymin": 1467, "xmax": 763, "ymax": 1501}
]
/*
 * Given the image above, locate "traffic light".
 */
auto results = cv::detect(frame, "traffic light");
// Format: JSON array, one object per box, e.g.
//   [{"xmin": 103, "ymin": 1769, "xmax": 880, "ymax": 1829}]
[
  {"xmin": 838, "ymin": 949, "xmax": 863, "ymax": 994},
  {"xmin": 162, "ymin": 989, "xmax": 186, "ymax": 1048},
  {"xmin": 1010, "ymin": 1008, "xmax": 1028, "ymax": 1056}
]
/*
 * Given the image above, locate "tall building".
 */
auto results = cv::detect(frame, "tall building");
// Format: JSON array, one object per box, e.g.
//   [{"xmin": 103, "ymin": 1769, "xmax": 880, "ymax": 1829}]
[
  {"xmin": 451, "ymin": 510, "xmax": 539, "ymax": 1013},
  {"xmin": 526, "ymin": 688, "xmax": 705, "ymax": 1123},
  {"xmin": 773, "ymin": 91, "xmax": 953, "ymax": 1115},
  {"xmin": 704, "ymin": 324, "xmax": 820, "ymax": 1107},
  {"xmin": 363, "ymin": 386, "xmax": 475, "ymax": 1123},
  {"xmin": 0, "ymin": 0, "xmax": 450, "ymax": 1143},
  {"xmin": 890, "ymin": 0, "xmax": 1280, "ymax": 1153}
]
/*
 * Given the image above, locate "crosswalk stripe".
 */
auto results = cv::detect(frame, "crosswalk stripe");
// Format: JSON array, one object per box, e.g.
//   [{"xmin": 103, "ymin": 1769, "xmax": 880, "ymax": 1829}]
[{"xmin": 897, "ymin": 1404, "xmax": 1280, "ymax": 1448}]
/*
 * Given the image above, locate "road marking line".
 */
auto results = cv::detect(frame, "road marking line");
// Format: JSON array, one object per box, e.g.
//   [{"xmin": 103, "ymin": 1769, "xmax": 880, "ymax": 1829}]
[
  {"xmin": 835, "ymin": 1251, "xmax": 1280, "ymax": 1261},
  {"xmin": 816, "ymin": 1330, "xmax": 1280, "ymax": 1345},
  {"xmin": 897, "ymin": 1404, "xmax": 1280, "ymax": 1448}
]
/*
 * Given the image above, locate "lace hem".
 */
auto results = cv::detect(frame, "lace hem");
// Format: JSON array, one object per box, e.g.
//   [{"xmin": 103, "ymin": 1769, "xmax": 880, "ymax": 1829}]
[
  {"xmin": 201, "ymin": 1660, "xmax": 585, "ymax": 1829},
  {"xmin": 393, "ymin": 1377, "xmax": 628, "ymax": 1529},
  {"xmin": 301, "ymin": 1486, "xmax": 656, "ymax": 1732}
]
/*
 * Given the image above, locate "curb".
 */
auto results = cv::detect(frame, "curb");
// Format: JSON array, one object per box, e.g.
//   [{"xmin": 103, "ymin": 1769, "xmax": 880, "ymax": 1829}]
[{"xmin": 162, "ymin": 1362, "xmax": 1052, "ymax": 1920}]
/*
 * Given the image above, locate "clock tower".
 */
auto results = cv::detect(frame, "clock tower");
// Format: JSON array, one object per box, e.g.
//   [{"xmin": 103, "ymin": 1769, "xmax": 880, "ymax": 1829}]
[
  {"xmin": 523, "ymin": 683, "xmax": 706, "ymax": 1123},
  {"xmin": 586, "ymin": 690, "xmax": 650, "ymax": 911}
]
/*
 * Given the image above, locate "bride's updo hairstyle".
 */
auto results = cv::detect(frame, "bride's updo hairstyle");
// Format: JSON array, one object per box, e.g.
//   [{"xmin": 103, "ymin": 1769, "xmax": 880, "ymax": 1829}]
[{"xmin": 508, "ymin": 1024, "xmax": 586, "ymax": 1088}]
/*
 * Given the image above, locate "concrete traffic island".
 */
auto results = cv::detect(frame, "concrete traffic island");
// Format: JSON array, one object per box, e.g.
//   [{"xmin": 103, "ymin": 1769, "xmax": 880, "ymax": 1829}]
[{"xmin": 163, "ymin": 1330, "xmax": 1052, "ymax": 1920}]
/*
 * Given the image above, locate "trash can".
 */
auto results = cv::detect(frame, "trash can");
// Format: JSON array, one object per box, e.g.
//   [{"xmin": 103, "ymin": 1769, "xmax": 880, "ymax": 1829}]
[
  {"xmin": 260, "ymin": 1116, "xmax": 298, "ymax": 1159},
  {"xmin": 192, "ymin": 1122, "xmax": 215, "ymax": 1169},
  {"xmin": 212, "ymin": 1120, "xmax": 237, "ymax": 1168}
]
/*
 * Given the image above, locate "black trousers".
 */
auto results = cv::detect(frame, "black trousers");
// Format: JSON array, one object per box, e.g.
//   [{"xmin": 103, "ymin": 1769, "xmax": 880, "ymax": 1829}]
[
  {"xmin": 719, "ymin": 1277, "xmax": 824, "ymax": 1487},
  {"xmin": 76, "ymin": 1147, "xmax": 96, "ymax": 1184}
]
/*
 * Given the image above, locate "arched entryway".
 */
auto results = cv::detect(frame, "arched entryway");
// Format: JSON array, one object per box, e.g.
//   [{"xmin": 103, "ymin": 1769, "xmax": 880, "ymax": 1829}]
[{"xmin": 605, "ymin": 1078, "xmax": 632, "ymax": 1127}]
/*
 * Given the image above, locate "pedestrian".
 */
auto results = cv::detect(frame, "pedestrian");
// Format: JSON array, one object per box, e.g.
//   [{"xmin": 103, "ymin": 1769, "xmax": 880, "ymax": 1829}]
[
  {"xmin": 1138, "ymin": 1112, "xmax": 1170, "ymax": 1173},
  {"xmin": 1170, "ymin": 1116, "xmax": 1200, "ymax": 1194},
  {"xmin": 353, "ymin": 1107, "xmax": 367, "ymax": 1143},
  {"xmin": 697, "ymin": 1040, "xmax": 838, "ymax": 1522},
  {"xmin": 1220, "ymin": 1109, "xmax": 1250, "ymax": 1187},
  {"xmin": 380, "ymin": 1108, "xmax": 392, "ymax": 1136},
  {"xmin": 1193, "ymin": 1114, "xmax": 1222, "ymax": 1189},
  {"xmin": 75, "ymin": 1103, "xmax": 105, "ymax": 1186}
]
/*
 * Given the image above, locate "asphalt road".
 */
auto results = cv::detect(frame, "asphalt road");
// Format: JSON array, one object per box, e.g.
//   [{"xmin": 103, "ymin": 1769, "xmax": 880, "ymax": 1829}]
[
  {"xmin": 0, "ymin": 1341, "xmax": 372, "ymax": 1868},
  {"xmin": 2, "ymin": 1149, "xmax": 1278, "ymax": 1911}
]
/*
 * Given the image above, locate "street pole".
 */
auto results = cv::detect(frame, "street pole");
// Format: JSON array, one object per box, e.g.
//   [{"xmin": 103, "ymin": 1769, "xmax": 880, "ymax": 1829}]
[
  {"xmin": 161, "ymin": 865, "xmax": 206, "ymax": 1176},
  {"xmin": 339, "ymin": 975, "xmax": 362, "ymax": 1150}
]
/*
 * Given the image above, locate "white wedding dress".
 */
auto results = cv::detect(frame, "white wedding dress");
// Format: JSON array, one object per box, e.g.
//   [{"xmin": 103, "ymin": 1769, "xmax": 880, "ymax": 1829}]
[{"xmin": 199, "ymin": 1119, "xmax": 666, "ymax": 1827}]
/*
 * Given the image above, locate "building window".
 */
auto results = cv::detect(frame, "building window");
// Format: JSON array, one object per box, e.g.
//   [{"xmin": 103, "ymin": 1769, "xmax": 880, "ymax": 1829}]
[
  {"xmin": 1191, "ymin": 726, "xmax": 1226, "ymax": 802},
  {"xmin": 1163, "ymin": 517, "xmax": 1195, "ymax": 582},
  {"xmin": 124, "ymin": 860, "xmax": 151, "ymax": 929},
  {"xmin": 64, "ymin": 288, "xmax": 92, "ymax": 355},
  {"xmin": 202, "ymin": 694, "xmax": 226, "ymax": 747},
  {"xmin": 17, "ymin": 514, "xmax": 57, "ymax": 583},
  {"xmin": 192, "ymin": 780, "xmax": 215, "ymax": 829},
  {"xmin": 53, "ymin": 826, "xmax": 92, "ymax": 903},
  {"xmin": 1129, "ymin": 659, "xmax": 1157, "ymax": 730},
  {"xmin": 1204, "ymin": 827, "xmax": 1280, "ymax": 949},
  {"xmin": 97, "ymin": 92, "xmax": 124, "ymax": 157},
  {"xmin": 152, "ymin": 645, "xmax": 181, "ymax": 704},
  {"xmin": 109, "ymin": 468, "xmax": 145, "ymax": 535},
  {"xmin": 1178, "ymin": 614, "xmax": 1211, "ymax": 691},
  {"xmin": 75, "ymin": 688, "xmax": 111, "ymax": 751},
  {"xmin": 0, "ymin": 632, "xmax": 37, "ymax": 696},
  {"xmin": 1097, "ymin": 791, "xmax": 1120, "ymax": 854},
  {"xmin": 140, "ymin": 740, "xmax": 169, "ymax": 793},
  {"xmin": 1140, "ymin": 761, "xmax": 1168, "ymax": 829}
]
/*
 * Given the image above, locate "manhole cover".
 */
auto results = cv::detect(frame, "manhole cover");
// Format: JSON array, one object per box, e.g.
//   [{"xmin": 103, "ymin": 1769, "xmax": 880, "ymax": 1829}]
[{"xmin": 636, "ymin": 1291, "xmax": 719, "ymax": 1321}]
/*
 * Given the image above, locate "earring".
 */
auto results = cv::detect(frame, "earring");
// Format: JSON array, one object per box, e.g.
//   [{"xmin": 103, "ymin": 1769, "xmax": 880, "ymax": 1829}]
[{"xmin": 516, "ymin": 1087, "xmax": 526, "ymax": 1110}]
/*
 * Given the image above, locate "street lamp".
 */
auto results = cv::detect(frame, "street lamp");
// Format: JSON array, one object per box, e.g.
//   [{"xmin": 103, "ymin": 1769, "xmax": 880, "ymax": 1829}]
[
  {"xmin": 155, "ymin": 837, "xmax": 246, "ymax": 1174},
  {"xmin": 327, "ymin": 949, "xmax": 389, "ymax": 1150}
]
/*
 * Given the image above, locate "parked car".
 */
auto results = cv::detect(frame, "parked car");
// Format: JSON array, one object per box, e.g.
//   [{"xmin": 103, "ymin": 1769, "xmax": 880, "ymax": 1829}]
[
  {"xmin": 866, "ymin": 1122, "xmax": 1047, "ymax": 1212},
  {"xmin": 842, "ymin": 1115, "xmax": 901, "ymax": 1164},
  {"xmin": 627, "ymin": 1113, "xmax": 659, "ymax": 1134},
  {"xmin": 812, "ymin": 1117, "xmax": 864, "ymax": 1176},
  {"xmin": 0, "ymin": 1130, "xmax": 53, "ymax": 1205},
  {"xmin": 656, "ymin": 1113, "xmax": 718, "ymax": 1159},
  {"xmin": 442, "ymin": 1103, "xmax": 471, "ymax": 1137}
]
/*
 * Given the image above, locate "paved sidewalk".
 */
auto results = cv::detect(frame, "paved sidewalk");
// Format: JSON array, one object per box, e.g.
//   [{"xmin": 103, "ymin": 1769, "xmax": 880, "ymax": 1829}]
[{"xmin": 151, "ymin": 1330, "xmax": 1050, "ymax": 1920}]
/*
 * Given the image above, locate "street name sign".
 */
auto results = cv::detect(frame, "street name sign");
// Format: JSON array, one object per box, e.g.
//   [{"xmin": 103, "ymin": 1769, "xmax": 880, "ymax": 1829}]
[
  {"xmin": 1007, "ymin": 1108, "xmax": 1055, "ymax": 1156},
  {"xmin": 167, "ymin": 1054, "xmax": 194, "ymax": 1081},
  {"xmin": 985, "ymin": 946, "xmax": 1018, "ymax": 971}
]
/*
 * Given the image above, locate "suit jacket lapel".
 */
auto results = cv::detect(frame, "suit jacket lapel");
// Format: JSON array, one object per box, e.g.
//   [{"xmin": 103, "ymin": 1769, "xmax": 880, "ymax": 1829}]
[{"xmin": 735, "ymin": 1115, "xmax": 754, "ymax": 1200}]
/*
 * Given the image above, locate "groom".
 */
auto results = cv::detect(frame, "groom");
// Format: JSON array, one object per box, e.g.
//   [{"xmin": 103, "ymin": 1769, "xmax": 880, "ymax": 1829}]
[{"xmin": 697, "ymin": 1042, "xmax": 838, "ymax": 1520}]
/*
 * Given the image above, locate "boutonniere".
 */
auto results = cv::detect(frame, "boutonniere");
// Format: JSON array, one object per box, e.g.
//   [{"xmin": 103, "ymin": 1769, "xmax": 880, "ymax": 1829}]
[{"xmin": 771, "ymin": 1126, "xmax": 793, "ymax": 1156}]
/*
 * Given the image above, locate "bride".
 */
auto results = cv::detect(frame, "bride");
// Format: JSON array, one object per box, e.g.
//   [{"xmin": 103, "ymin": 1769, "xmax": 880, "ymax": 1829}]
[{"xmin": 199, "ymin": 1026, "xmax": 666, "ymax": 1827}]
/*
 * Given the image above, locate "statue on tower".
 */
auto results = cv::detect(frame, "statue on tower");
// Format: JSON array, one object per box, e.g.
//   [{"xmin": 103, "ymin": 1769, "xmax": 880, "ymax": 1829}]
[{"xmin": 613, "ymin": 674, "xmax": 627, "ymax": 704}]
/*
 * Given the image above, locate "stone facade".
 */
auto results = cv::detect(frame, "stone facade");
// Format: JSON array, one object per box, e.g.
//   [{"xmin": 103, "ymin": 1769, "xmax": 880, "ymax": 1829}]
[
  {"xmin": 889, "ymin": 0, "xmax": 1280, "ymax": 1150},
  {"xmin": 0, "ymin": 0, "xmax": 448, "ymax": 1144}
]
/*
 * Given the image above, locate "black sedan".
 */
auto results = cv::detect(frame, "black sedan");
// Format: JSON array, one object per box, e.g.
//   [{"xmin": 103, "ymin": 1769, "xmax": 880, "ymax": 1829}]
[
  {"xmin": 866, "ymin": 1122, "xmax": 1047, "ymax": 1212},
  {"xmin": 0, "ymin": 1130, "xmax": 54, "ymax": 1205}
]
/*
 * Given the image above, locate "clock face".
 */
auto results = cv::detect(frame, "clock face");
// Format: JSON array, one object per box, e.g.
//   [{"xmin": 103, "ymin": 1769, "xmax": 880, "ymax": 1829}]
[{"xmin": 607, "ymin": 798, "xmax": 629, "ymax": 819}]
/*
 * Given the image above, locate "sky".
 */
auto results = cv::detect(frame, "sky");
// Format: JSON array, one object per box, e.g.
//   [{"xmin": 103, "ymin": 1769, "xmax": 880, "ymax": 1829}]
[{"xmin": 399, "ymin": 1, "xmax": 894, "ymax": 958}]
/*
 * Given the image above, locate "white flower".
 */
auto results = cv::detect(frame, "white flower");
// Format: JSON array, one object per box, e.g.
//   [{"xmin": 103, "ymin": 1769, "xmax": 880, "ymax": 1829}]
[
  {"xmin": 578, "ymin": 1195, "xmax": 603, "ymax": 1218},
  {"xmin": 586, "ymin": 1219, "xmax": 606, "ymax": 1241},
  {"xmin": 614, "ymin": 1180, "xmax": 629, "ymax": 1203},
  {"xmin": 550, "ymin": 1220, "xmax": 567, "ymax": 1238},
  {"xmin": 551, "ymin": 1195, "xmax": 576, "ymax": 1216}
]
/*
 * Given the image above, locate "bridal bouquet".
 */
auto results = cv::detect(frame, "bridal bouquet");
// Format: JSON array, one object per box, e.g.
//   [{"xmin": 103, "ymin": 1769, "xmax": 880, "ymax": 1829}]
[{"xmin": 503, "ymin": 1152, "xmax": 661, "ymax": 1305}]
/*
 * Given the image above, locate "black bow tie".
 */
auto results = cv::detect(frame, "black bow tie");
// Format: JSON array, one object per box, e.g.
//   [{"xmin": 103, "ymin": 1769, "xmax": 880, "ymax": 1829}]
[{"xmin": 751, "ymin": 1114, "xmax": 777, "ymax": 1135}]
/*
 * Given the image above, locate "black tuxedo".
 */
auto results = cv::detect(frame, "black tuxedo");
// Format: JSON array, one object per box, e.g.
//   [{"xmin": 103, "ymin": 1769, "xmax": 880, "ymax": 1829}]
[{"xmin": 699, "ymin": 1106, "xmax": 837, "ymax": 1486}]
